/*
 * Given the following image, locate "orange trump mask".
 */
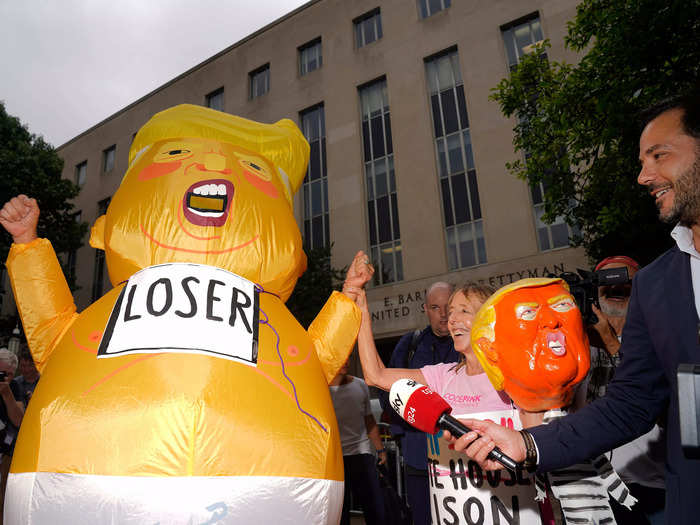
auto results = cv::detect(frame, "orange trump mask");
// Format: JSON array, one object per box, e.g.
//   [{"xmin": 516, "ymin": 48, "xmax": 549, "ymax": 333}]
[{"xmin": 471, "ymin": 278, "xmax": 590, "ymax": 411}]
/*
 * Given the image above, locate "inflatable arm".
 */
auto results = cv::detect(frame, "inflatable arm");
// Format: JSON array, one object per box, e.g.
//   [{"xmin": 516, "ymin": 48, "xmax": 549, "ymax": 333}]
[
  {"xmin": 308, "ymin": 291, "xmax": 361, "ymax": 383},
  {"xmin": 6, "ymin": 238, "xmax": 78, "ymax": 372}
]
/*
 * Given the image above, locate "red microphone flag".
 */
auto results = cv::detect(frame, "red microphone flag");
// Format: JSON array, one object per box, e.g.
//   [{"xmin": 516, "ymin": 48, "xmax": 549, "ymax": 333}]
[{"xmin": 389, "ymin": 379, "xmax": 452, "ymax": 433}]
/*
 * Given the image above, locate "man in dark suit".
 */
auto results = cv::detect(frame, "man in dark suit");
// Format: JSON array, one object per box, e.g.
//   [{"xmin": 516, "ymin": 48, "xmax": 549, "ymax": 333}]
[{"xmin": 448, "ymin": 93, "xmax": 700, "ymax": 525}]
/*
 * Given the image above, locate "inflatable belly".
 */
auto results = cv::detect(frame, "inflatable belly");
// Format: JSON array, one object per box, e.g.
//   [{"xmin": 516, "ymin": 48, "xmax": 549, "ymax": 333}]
[{"xmin": 7, "ymin": 277, "xmax": 344, "ymax": 524}]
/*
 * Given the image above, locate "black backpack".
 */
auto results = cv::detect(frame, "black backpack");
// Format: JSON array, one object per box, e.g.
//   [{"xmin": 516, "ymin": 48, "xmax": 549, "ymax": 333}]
[{"xmin": 377, "ymin": 463, "xmax": 413, "ymax": 525}]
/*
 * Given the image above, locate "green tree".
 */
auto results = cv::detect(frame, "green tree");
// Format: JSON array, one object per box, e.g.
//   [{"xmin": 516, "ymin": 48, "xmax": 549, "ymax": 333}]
[
  {"xmin": 0, "ymin": 102, "xmax": 87, "ymax": 286},
  {"xmin": 491, "ymin": 0, "xmax": 700, "ymax": 265},
  {"xmin": 286, "ymin": 244, "xmax": 346, "ymax": 329}
]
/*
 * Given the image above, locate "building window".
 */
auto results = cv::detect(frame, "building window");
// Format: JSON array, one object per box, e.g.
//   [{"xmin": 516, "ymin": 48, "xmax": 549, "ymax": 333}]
[
  {"xmin": 300, "ymin": 104, "xmax": 329, "ymax": 250},
  {"xmin": 425, "ymin": 49, "xmax": 486, "ymax": 269},
  {"xmin": 75, "ymin": 160, "xmax": 87, "ymax": 186},
  {"xmin": 502, "ymin": 13, "xmax": 545, "ymax": 71},
  {"xmin": 92, "ymin": 198, "xmax": 110, "ymax": 301},
  {"xmin": 66, "ymin": 211, "xmax": 82, "ymax": 284},
  {"xmin": 249, "ymin": 64, "xmax": 270, "ymax": 99},
  {"xmin": 205, "ymin": 87, "xmax": 224, "ymax": 111},
  {"xmin": 502, "ymin": 15, "xmax": 575, "ymax": 251},
  {"xmin": 359, "ymin": 78, "xmax": 403, "ymax": 285},
  {"xmin": 531, "ymin": 182, "xmax": 574, "ymax": 250},
  {"xmin": 102, "ymin": 145, "xmax": 116, "ymax": 174},
  {"xmin": 299, "ymin": 38, "xmax": 322, "ymax": 76},
  {"xmin": 354, "ymin": 9, "xmax": 383, "ymax": 48},
  {"xmin": 418, "ymin": 0, "xmax": 451, "ymax": 18}
]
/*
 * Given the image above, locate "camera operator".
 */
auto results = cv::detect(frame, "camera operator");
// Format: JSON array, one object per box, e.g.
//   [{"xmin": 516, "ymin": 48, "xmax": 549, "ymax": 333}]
[
  {"xmin": 0, "ymin": 348, "xmax": 24, "ymax": 523},
  {"xmin": 581, "ymin": 256, "xmax": 666, "ymax": 525},
  {"xmin": 586, "ymin": 256, "xmax": 639, "ymax": 395}
]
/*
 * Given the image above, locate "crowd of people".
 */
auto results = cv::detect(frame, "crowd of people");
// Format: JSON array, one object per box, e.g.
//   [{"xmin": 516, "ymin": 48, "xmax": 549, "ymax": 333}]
[
  {"xmin": 443, "ymin": 93, "xmax": 700, "ymax": 525},
  {"xmin": 0, "ymin": 92, "xmax": 697, "ymax": 524},
  {"xmin": 333, "ymin": 93, "xmax": 700, "ymax": 524},
  {"xmin": 0, "ymin": 347, "xmax": 37, "ymax": 524}
]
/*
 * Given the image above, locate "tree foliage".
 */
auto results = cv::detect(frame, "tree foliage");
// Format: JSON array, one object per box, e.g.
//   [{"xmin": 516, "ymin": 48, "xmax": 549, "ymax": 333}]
[
  {"xmin": 491, "ymin": 0, "xmax": 700, "ymax": 265},
  {"xmin": 0, "ymin": 102, "xmax": 87, "ymax": 281},
  {"xmin": 286, "ymin": 244, "xmax": 347, "ymax": 329}
]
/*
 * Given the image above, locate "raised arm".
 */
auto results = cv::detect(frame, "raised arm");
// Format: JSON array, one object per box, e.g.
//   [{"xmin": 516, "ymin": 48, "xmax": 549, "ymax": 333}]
[
  {"xmin": 0, "ymin": 194, "xmax": 39, "ymax": 244},
  {"xmin": 342, "ymin": 251, "xmax": 426, "ymax": 391},
  {"xmin": 1, "ymin": 196, "xmax": 78, "ymax": 371},
  {"xmin": 355, "ymin": 289, "xmax": 426, "ymax": 391}
]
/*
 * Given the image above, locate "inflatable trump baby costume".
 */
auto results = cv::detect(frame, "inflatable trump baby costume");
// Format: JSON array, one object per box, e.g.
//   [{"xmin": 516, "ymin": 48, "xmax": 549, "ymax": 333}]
[
  {"xmin": 2, "ymin": 105, "xmax": 362, "ymax": 524},
  {"xmin": 471, "ymin": 278, "xmax": 638, "ymax": 524}
]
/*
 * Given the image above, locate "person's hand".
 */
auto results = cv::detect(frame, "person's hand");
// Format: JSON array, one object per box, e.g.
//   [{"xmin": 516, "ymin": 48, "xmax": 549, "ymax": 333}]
[
  {"xmin": 587, "ymin": 304, "xmax": 620, "ymax": 355},
  {"xmin": 0, "ymin": 375, "xmax": 12, "ymax": 400},
  {"xmin": 0, "ymin": 195, "xmax": 40, "ymax": 244},
  {"xmin": 443, "ymin": 418, "xmax": 527, "ymax": 471},
  {"xmin": 343, "ymin": 250, "xmax": 374, "ymax": 301},
  {"xmin": 377, "ymin": 449, "xmax": 388, "ymax": 466}
]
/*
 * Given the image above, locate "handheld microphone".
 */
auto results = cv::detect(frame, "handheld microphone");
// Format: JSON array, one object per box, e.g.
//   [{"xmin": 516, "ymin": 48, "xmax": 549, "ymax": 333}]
[{"xmin": 389, "ymin": 378, "xmax": 518, "ymax": 471}]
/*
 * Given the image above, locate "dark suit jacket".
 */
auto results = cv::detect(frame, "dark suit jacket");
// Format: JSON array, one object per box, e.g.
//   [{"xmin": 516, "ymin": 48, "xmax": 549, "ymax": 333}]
[{"xmin": 530, "ymin": 245, "xmax": 700, "ymax": 524}]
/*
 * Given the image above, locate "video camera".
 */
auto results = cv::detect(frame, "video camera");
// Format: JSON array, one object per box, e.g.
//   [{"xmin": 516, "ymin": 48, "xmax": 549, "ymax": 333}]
[{"xmin": 549, "ymin": 267, "xmax": 631, "ymax": 325}]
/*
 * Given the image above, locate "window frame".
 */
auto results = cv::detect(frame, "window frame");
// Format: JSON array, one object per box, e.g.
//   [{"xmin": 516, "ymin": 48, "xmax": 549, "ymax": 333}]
[
  {"xmin": 298, "ymin": 37, "xmax": 322, "ymax": 76},
  {"xmin": 353, "ymin": 8, "xmax": 383, "ymax": 49},
  {"xmin": 500, "ymin": 13, "xmax": 576, "ymax": 251},
  {"xmin": 249, "ymin": 64, "xmax": 270, "ymax": 99},
  {"xmin": 424, "ymin": 47, "xmax": 487, "ymax": 270},
  {"xmin": 418, "ymin": 0, "xmax": 451, "ymax": 19},
  {"xmin": 205, "ymin": 87, "xmax": 225, "ymax": 111},
  {"xmin": 102, "ymin": 145, "xmax": 116, "ymax": 174},
  {"xmin": 500, "ymin": 12, "xmax": 545, "ymax": 70},
  {"xmin": 358, "ymin": 76, "xmax": 403, "ymax": 286},
  {"xmin": 66, "ymin": 210, "xmax": 82, "ymax": 284},
  {"xmin": 92, "ymin": 198, "xmax": 111, "ymax": 301},
  {"xmin": 299, "ymin": 103, "xmax": 330, "ymax": 250},
  {"xmin": 75, "ymin": 160, "xmax": 87, "ymax": 186}
]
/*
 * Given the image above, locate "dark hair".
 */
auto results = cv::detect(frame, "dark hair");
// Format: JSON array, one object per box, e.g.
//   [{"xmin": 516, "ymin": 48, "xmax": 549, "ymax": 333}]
[{"xmin": 639, "ymin": 92, "xmax": 700, "ymax": 139}]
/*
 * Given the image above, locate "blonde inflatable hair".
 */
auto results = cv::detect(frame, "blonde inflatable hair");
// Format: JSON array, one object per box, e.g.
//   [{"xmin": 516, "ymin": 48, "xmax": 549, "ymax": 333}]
[
  {"xmin": 129, "ymin": 104, "xmax": 309, "ymax": 205},
  {"xmin": 450, "ymin": 282, "xmax": 495, "ymax": 373},
  {"xmin": 471, "ymin": 277, "xmax": 567, "ymax": 391}
]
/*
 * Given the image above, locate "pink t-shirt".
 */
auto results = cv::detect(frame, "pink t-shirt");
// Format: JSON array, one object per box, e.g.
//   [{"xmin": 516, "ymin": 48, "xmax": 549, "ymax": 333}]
[{"xmin": 421, "ymin": 362, "xmax": 512, "ymax": 415}]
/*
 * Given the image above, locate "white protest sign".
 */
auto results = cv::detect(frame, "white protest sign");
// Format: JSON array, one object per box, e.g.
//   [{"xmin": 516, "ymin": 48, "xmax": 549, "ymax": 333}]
[
  {"xmin": 426, "ymin": 409, "xmax": 541, "ymax": 525},
  {"xmin": 98, "ymin": 263, "xmax": 259, "ymax": 364}
]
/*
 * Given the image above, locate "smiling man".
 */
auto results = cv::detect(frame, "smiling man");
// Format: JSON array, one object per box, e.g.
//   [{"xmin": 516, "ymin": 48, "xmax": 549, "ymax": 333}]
[{"xmin": 449, "ymin": 93, "xmax": 700, "ymax": 525}]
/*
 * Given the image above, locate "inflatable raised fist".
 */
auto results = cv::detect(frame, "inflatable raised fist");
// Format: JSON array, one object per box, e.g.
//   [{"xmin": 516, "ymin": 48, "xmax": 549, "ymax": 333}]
[
  {"xmin": 3, "ymin": 105, "xmax": 360, "ymax": 524},
  {"xmin": 470, "ymin": 278, "xmax": 590, "ymax": 411}
]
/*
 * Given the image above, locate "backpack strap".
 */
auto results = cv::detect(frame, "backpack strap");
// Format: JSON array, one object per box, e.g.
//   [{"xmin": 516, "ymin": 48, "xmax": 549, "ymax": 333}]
[{"xmin": 405, "ymin": 328, "xmax": 422, "ymax": 368}]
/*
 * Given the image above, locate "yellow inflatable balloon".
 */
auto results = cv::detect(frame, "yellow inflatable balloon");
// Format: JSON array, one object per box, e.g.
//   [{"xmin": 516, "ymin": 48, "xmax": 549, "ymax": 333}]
[{"xmin": 5, "ymin": 105, "xmax": 360, "ymax": 524}]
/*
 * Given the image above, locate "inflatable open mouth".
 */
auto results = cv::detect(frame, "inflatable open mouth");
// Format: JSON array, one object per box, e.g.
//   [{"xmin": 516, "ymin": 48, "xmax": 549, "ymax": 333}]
[{"xmin": 182, "ymin": 179, "xmax": 234, "ymax": 227}]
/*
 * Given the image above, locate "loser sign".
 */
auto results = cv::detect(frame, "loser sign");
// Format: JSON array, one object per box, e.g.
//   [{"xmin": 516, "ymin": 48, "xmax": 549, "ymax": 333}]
[
  {"xmin": 98, "ymin": 263, "xmax": 259, "ymax": 364},
  {"xmin": 426, "ymin": 409, "xmax": 541, "ymax": 525}
]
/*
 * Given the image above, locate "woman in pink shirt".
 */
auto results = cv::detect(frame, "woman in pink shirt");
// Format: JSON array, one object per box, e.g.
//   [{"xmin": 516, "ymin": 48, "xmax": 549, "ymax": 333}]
[{"xmin": 347, "ymin": 274, "xmax": 510, "ymax": 415}]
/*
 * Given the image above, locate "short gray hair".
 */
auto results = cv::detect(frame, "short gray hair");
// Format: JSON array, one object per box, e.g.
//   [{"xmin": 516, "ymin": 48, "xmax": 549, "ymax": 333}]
[
  {"xmin": 0, "ymin": 348, "xmax": 18, "ymax": 371},
  {"xmin": 426, "ymin": 281, "xmax": 454, "ymax": 301}
]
